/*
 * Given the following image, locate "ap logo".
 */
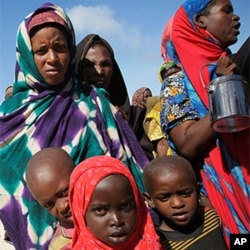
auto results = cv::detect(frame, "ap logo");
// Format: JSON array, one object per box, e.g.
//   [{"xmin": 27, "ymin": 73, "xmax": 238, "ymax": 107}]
[{"xmin": 230, "ymin": 234, "xmax": 250, "ymax": 250}]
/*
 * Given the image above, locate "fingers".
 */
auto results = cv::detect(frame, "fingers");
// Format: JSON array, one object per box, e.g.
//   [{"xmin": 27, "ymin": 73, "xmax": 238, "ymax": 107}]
[{"xmin": 216, "ymin": 56, "xmax": 239, "ymax": 76}]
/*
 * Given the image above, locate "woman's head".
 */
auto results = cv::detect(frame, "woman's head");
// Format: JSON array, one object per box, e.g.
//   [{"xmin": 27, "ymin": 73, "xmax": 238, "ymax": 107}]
[
  {"xmin": 76, "ymin": 34, "xmax": 130, "ymax": 111},
  {"xmin": 131, "ymin": 87, "xmax": 152, "ymax": 108},
  {"xmin": 76, "ymin": 35, "xmax": 114, "ymax": 89},
  {"xmin": 15, "ymin": 3, "xmax": 76, "ymax": 91},
  {"xmin": 193, "ymin": 0, "xmax": 240, "ymax": 47},
  {"xmin": 69, "ymin": 155, "xmax": 150, "ymax": 249}
]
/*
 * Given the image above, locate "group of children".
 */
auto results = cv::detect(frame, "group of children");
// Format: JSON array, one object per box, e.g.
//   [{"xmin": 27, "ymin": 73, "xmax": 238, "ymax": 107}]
[{"xmin": 25, "ymin": 148, "xmax": 226, "ymax": 249}]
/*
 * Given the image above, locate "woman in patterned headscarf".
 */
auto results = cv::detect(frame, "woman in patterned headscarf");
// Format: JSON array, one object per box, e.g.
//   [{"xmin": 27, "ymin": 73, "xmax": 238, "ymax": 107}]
[
  {"xmin": 69, "ymin": 155, "xmax": 161, "ymax": 250},
  {"xmin": 0, "ymin": 3, "xmax": 148, "ymax": 249},
  {"xmin": 131, "ymin": 87, "xmax": 152, "ymax": 109},
  {"xmin": 160, "ymin": 0, "xmax": 249, "ymax": 247}
]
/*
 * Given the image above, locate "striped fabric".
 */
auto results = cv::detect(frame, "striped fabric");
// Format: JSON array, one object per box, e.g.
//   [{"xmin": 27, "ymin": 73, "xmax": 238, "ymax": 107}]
[{"xmin": 159, "ymin": 209, "xmax": 223, "ymax": 250}]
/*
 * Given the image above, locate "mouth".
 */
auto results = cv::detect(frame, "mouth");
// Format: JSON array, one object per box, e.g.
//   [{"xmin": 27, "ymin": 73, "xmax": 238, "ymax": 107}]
[
  {"xmin": 234, "ymin": 22, "xmax": 241, "ymax": 30},
  {"xmin": 46, "ymin": 69, "xmax": 61, "ymax": 75},
  {"xmin": 172, "ymin": 212, "xmax": 189, "ymax": 221},
  {"xmin": 233, "ymin": 22, "xmax": 241, "ymax": 34},
  {"xmin": 110, "ymin": 230, "xmax": 127, "ymax": 238}
]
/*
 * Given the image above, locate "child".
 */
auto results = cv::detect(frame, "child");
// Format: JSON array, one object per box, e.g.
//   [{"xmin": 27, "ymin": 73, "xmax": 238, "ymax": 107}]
[
  {"xmin": 26, "ymin": 147, "xmax": 75, "ymax": 250},
  {"xmin": 143, "ymin": 155, "xmax": 226, "ymax": 250},
  {"xmin": 69, "ymin": 155, "xmax": 161, "ymax": 249}
]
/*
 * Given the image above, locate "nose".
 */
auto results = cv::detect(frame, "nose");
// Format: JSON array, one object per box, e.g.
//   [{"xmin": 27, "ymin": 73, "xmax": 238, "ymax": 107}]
[
  {"xmin": 110, "ymin": 211, "xmax": 125, "ymax": 227},
  {"xmin": 171, "ymin": 195, "xmax": 184, "ymax": 209},
  {"xmin": 47, "ymin": 49, "xmax": 58, "ymax": 63},
  {"xmin": 95, "ymin": 64, "xmax": 104, "ymax": 74},
  {"xmin": 232, "ymin": 13, "xmax": 240, "ymax": 21},
  {"xmin": 56, "ymin": 198, "xmax": 69, "ymax": 216}
]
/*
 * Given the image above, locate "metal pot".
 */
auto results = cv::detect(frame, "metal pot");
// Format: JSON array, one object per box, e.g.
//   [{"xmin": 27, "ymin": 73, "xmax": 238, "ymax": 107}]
[{"xmin": 208, "ymin": 74, "xmax": 250, "ymax": 133}]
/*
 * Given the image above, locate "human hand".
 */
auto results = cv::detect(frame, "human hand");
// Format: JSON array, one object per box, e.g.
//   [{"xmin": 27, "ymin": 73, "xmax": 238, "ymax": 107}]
[{"xmin": 215, "ymin": 56, "xmax": 239, "ymax": 76}]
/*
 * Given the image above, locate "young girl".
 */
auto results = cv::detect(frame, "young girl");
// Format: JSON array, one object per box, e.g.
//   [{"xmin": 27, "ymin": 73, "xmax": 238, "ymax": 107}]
[{"xmin": 69, "ymin": 155, "xmax": 161, "ymax": 249}]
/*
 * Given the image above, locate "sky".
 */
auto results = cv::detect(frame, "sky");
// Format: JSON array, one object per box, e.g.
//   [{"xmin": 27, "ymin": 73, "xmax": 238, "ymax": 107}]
[{"xmin": 0, "ymin": 0, "xmax": 249, "ymax": 103}]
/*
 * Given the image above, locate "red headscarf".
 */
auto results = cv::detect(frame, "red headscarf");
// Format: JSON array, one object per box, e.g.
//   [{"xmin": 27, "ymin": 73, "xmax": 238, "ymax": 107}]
[{"xmin": 69, "ymin": 155, "xmax": 161, "ymax": 250}]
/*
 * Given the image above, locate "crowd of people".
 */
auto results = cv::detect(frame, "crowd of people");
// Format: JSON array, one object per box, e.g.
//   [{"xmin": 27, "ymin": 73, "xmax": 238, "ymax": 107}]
[{"xmin": 0, "ymin": 0, "xmax": 249, "ymax": 249}]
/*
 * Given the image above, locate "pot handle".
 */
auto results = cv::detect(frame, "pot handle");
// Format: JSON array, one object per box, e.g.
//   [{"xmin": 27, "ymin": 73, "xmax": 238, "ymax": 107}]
[{"xmin": 199, "ymin": 63, "xmax": 217, "ymax": 89}]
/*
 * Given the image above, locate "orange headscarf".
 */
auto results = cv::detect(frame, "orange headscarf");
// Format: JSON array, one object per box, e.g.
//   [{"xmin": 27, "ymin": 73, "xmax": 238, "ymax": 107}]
[{"xmin": 69, "ymin": 155, "xmax": 161, "ymax": 250}]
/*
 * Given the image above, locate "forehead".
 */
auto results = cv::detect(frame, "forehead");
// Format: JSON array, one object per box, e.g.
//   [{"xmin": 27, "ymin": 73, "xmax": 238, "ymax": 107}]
[
  {"xmin": 86, "ymin": 44, "xmax": 112, "ymax": 58},
  {"xmin": 150, "ymin": 166, "xmax": 196, "ymax": 186},
  {"xmin": 91, "ymin": 174, "xmax": 133, "ymax": 200},
  {"xmin": 97, "ymin": 174, "xmax": 131, "ymax": 189}
]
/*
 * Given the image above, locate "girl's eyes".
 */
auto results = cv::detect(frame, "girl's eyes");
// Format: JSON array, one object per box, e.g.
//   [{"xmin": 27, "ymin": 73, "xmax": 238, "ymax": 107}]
[
  {"xmin": 94, "ymin": 207, "xmax": 107, "ymax": 216},
  {"xmin": 121, "ymin": 202, "xmax": 135, "ymax": 211}
]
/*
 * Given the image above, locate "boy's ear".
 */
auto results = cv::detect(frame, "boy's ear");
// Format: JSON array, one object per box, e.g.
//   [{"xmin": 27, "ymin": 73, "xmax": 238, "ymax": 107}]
[
  {"xmin": 194, "ymin": 14, "xmax": 207, "ymax": 28},
  {"xmin": 142, "ymin": 192, "xmax": 156, "ymax": 208}
]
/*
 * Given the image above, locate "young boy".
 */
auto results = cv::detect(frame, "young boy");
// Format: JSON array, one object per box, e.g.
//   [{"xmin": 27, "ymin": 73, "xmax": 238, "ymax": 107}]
[
  {"xmin": 26, "ymin": 147, "xmax": 75, "ymax": 250},
  {"xmin": 143, "ymin": 155, "xmax": 226, "ymax": 250}
]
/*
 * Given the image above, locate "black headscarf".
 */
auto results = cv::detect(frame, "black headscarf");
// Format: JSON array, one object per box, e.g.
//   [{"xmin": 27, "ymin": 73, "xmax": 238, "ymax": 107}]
[{"xmin": 76, "ymin": 34, "xmax": 131, "ymax": 118}]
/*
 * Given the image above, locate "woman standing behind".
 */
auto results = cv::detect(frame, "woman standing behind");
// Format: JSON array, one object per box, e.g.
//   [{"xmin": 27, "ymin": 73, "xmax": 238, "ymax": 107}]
[
  {"xmin": 0, "ymin": 3, "xmax": 147, "ymax": 249},
  {"xmin": 76, "ymin": 34, "xmax": 131, "ymax": 120}
]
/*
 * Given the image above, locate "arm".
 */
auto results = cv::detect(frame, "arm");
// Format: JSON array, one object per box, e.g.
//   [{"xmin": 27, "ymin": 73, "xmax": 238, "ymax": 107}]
[
  {"xmin": 169, "ymin": 113, "xmax": 217, "ymax": 159},
  {"xmin": 155, "ymin": 137, "xmax": 169, "ymax": 157}
]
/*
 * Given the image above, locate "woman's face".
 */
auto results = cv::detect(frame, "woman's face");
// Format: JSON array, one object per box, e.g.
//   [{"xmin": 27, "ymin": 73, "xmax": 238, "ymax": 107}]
[
  {"xmin": 143, "ymin": 89, "xmax": 152, "ymax": 104},
  {"xmin": 85, "ymin": 174, "xmax": 137, "ymax": 246},
  {"xmin": 201, "ymin": 0, "xmax": 240, "ymax": 47},
  {"xmin": 31, "ymin": 26, "xmax": 70, "ymax": 85},
  {"xmin": 82, "ymin": 44, "xmax": 113, "ymax": 89}
]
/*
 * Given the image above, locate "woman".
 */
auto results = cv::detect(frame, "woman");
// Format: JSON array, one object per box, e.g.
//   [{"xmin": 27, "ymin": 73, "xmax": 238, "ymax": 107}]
[
  {"xmin": 160, "ymin": 0, "xmax": 249, "ymax": 247},
  {"xmin": 0, "ymin": 3, "xmax": 148, "ymax": 249},
  {"xmin": 143, "ymin": 96, "xmax": 171, "ymax": 158},
  {"xmin": 69, "ymin": 155, "xmax": 161, "ymax": 250},
  {"xmin": 131, "ymin": 87, "xmax": 152, "ymax": 109},
  {"xmin": 76, "ymin": 34, "xmax": 131, "ymax": 120}
]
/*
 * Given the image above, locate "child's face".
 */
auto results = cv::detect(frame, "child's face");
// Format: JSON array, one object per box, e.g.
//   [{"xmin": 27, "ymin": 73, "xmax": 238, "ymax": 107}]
[
  {"xmin": 202, "ymin": 0, "xmax": 240, "ymax": 47},
  {"xmin": 146, "ymin": 168, "xmax": 198, "ymax": 231},
  {"xmin": 85, "ymin": 174, "xmax": 137, "ymax": 246},
  {"xmin": 32, "ymin": 169, "xmax": 73, "ymax": 225}
]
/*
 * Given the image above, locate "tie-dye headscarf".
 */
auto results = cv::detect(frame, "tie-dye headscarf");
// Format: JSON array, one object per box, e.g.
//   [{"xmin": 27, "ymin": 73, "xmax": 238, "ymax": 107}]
[
  {"xmin": 0, "ymin": 3, "xmax": 148, "ymax": 249},
  {"xmin": 69, "ymin": 155, "xmax": 161, "ymax": 250},
  {"xmin": 161, "ymin": 0, "xmax": 250, "ymax": 247}
]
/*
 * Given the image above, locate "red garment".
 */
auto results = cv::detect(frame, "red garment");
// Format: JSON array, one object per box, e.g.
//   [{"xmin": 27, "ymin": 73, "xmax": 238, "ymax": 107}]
[
  {"xmin": 172, "ymin": 6, "xmax": 227, "ymax": 108},
  {"xmin": 162, "ymin": 2, "xmax": 250, "ymax": 247},
  {"xmin": 69, "ymin": 155, "xmax": 161, "ymax": 250}
]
